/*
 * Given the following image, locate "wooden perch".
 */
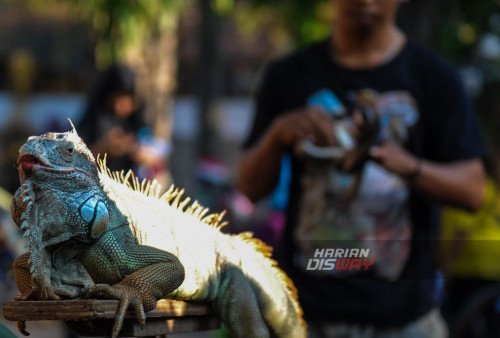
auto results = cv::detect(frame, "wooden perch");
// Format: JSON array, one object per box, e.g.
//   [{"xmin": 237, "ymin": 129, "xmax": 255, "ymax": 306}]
[{"xmin": 2, "ymin": 299, "xmax": 220, "ymax": 337}]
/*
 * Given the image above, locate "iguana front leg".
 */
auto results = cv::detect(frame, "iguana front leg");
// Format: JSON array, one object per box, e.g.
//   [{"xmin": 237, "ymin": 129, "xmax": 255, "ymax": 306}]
[
  {"xmin": 82, "ymin": 227, "xmax": 185, "ymax": 338},
  {"xmin": 11, "ymin": 182, "xmax": 58, "ymax": 301},
  {"xmin": 87, "ymin": 262, "xmax": 182, "ymax": 338}
]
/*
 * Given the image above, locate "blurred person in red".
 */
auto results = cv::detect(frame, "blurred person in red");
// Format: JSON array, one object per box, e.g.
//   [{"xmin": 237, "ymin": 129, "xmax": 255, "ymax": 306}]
[
  {"xmin": 237, "ymin": 0, "xmax": 487, "ymax": 337},
  {"xmin": 78, "ymin": 64, "xmax": 168, "ymax": 179}
]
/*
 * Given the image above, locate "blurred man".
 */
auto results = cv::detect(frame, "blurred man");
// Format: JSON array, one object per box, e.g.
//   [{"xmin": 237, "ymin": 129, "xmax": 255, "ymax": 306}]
[{"xmin": 237, "ymin": 0, "xmax": 486, "ymax": 337}]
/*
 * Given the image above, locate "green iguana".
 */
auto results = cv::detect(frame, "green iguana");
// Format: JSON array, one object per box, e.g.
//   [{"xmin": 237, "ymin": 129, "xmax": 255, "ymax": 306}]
[
  {"xmin": 11, "ymin": 128, "xmax": 185, "ymax": 337},
  {"xmin": 11, "ymin": 126, "xmax": 307, "ymax": 338}
]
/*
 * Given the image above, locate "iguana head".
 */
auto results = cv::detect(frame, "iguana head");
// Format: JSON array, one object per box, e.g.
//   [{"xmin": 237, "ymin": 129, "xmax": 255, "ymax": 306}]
[{"xmin": 16, "ymin": 124, "xmax": 99, "ymax": 187}]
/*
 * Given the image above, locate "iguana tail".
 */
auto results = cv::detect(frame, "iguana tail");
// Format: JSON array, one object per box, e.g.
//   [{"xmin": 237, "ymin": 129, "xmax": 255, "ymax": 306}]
[{"xmin": 220, "ymin": 232, "xmax": 307, "ymax": 338}]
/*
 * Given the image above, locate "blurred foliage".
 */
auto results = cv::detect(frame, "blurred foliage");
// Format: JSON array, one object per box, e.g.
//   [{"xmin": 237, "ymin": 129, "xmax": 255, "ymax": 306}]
[
  {"xmin": 434, "ymin": 0, "xmax": 500, "ymax": 61},
  {"xmin": 16, "ymin": 0, "xmax": 500, "ymax": 77},
  {"xmin": 7, "ymin": 50, "xmax": 36, "ymax": 95},
  {"xmin": 243, "ymin": 0, "xmax": 333, "ymax": 47},
  {"xmin": 71, "ymin": 0, "xmax": 184, "ymax": 68},
  {"xmin": 212, "ymin": 0, "xmax": 235, "ymax": 16},
  {"xmin": 218, "ymin": 0, "xmax": 333, "ymax": 50},
  {"xmin": 432, "ymin": 1, "xmax": 500, "ymax": 160},
  {"xmin": 228, "ymin": 0, "xmax": 500, "ymax": 61},
  {"xmin": 26, "ymin": 0, "xmax": 184, "ymax": 69}
]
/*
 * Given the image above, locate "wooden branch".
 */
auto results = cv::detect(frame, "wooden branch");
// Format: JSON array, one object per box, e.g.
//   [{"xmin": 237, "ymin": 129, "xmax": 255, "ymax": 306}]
[
  {"xmin": 2, "ymin": 299, "xmax": 215, "ymax": 321},
  {"xmin": 2, "ymin": 299, "xmax": 221, "ymax": 337}
]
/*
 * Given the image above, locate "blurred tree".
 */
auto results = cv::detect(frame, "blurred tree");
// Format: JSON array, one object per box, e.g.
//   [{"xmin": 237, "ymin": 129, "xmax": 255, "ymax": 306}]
[
  {"xmin": 429, "ymin": 0, "xmax": 500, "ymax": 61},
  {"xmin": 233, "ymin": 0, "xmax": 499, "ymax": 61},
  {"xmin": 238, "ymin": 0, "xmax": 333, "ymax": 48},
  {"xmin": 26, "ymin": 0, "xmax": 186, "ymax": 138},
  {"xmin": 198, "ymin": 0, "xmax": 223, "ymax": 157}
]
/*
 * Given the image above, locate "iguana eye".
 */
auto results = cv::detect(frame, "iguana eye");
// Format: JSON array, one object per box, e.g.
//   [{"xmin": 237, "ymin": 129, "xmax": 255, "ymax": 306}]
[{"xmin": 61, "ymin": 142, "xmax": 75, "ymax": 159}]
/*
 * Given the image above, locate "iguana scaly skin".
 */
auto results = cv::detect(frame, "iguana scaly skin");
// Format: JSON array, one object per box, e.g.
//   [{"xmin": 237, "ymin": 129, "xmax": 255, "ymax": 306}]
[
  {"xmin": 11, "ymin": 129, "xmax": 185, "ymax": 337},
  {"xmin": 98, "ymin": 160, "xmax": 307, "ymax": 337},
  {"xmin": 12, "ymin": 127, "xmax": 307, "ymax": 338}
]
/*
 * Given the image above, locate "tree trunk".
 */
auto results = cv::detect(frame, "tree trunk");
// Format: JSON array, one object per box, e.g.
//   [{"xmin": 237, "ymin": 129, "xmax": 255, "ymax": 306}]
[
  {"xmin": 125, "ymin": 22, "xmax": 179, "ymax": 140},
  {"xmin": 197, "ymin": 0, "xmax": 222, "ymax": 157}
]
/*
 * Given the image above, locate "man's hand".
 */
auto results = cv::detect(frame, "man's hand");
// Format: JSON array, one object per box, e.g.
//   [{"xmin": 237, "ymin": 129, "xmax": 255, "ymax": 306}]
[
  {"xmin": 369, "ymin": 141, "xmax": 419, "ymax": 177},
  {"xmin": 370, "ymin": 140, "xmax": 485, "ymax": 211},
  {"xmin": 238, "ymin": 107, "xmax": 337, "ymax": 201},
  {"xmin": 270, "ymin": 107, "xmax": 336, "ymax": 150}
]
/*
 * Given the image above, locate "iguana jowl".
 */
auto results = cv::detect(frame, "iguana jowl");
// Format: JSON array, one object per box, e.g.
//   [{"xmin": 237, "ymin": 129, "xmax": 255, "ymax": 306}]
[{"xmin": 12, "ymin": 127, "xmax": 307, "ymax": 338}]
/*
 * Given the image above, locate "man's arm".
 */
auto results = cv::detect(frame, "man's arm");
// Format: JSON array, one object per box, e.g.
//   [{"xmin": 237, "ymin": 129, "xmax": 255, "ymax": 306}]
[
  {"xmin": 237, "ymin": 128, "xmax": 284, "ymax": 202},
  {"xmin": 370, "ymin": 141, "xmax": 485, "ymax": 211}
]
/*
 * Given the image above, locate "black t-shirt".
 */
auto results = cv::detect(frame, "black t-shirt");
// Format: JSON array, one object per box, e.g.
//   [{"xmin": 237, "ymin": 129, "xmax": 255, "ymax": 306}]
[{"xmin": 244, "ymin": 38, "xmax": 487, "ymax": 327}]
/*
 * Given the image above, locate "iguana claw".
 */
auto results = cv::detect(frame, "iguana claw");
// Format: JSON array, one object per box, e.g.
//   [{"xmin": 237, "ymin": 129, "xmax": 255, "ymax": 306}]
[
  {"xmin": 86, "ymin": 283, "xmax": 150, "ymax": 338},
  {"xmin": 17, "ymin": 320, "xmax": 30, "ymax": 336},
  {"xmin": 13, "ymin": 253, "xmax": 60, "ymax": 301},
  {"xmin": 25, "ymin": 281, "xmax": 61, "ymax": 301}
]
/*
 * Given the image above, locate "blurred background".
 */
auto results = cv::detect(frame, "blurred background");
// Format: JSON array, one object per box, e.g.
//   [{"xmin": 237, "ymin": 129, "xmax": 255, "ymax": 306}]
[{"xmin": 0, "ymin": 0, "xmax": 500, "ymax": 337}]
